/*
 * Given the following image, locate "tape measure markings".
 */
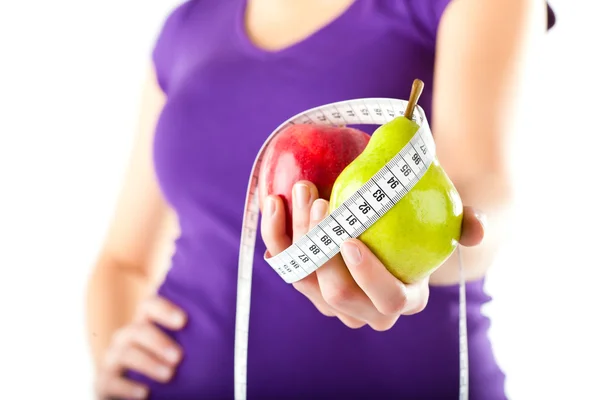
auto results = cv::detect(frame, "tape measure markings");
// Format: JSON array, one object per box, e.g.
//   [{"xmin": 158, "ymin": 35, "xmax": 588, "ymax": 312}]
[{"xmin": 266, "ymin": 127, "xmax": 433, "ymax": 284}]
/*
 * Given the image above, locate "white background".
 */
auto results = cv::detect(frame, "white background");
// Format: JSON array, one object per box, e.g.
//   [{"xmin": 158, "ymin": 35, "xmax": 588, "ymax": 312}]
[{"xmin": 0, "ymin": 1, "xmax": 598, "ymax": 399}]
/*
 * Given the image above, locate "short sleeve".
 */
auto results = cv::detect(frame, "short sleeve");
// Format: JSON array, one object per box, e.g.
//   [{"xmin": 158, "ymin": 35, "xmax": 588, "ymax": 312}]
[
  {"xmin": 547, "ymin": 3, "xmax": 556, "ymax": 30},
  {"xmin": 404, "ymin": 0, "xmax": 557, "ymax": 47},
  {"xmin": 152, "ymin": 0, "xmax": 198, "ymax": 93}
]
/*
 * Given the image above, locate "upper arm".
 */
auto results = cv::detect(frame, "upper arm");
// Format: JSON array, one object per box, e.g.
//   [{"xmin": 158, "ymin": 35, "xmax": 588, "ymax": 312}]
[
  {"xmin": 430, "ymin": 0, "xmax": 549, "ymax": 203},
  {"xmin": 99, "ymin": 67, "xmax": 175, "ymax": 278},
  {"xmin": 97, "ymin": 1, "xmax": 199, "ymax": 278}
]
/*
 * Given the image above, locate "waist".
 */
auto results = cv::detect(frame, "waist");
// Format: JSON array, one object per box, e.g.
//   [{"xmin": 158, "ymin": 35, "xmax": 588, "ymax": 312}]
[{"xmin": 130, "ymin": 266, "xmax": 503, "ymax": 399}]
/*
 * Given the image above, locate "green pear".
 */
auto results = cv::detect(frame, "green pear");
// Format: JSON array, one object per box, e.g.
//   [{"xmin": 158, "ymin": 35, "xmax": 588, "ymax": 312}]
[{"xmin": 329, "ymin": 80, "xmax": 463, "ymax": 283}]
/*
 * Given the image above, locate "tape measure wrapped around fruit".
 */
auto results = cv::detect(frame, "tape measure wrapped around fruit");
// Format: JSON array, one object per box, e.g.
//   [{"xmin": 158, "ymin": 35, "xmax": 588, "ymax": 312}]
[{"xmin": 257, "ymin": 79, "xmax": 464, "ymax": 284}]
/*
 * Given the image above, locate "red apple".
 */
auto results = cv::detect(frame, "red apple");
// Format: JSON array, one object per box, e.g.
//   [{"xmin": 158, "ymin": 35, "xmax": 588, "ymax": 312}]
[{"xmin": 257, "ymin": 124, "xmax": 370, "ymax": 239}]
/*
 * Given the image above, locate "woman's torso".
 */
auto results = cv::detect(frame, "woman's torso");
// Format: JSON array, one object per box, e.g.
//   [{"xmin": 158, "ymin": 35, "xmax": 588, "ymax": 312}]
[{"xmin": 126, "ymin": 0, "xmax": 507, "ymax": 398}]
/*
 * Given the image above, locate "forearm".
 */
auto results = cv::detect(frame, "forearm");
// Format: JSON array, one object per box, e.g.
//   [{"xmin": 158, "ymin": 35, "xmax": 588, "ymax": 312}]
[
  {"xmin": 432, "ymin": 0, "xmax": 547, "ymax": 208},
  {"xmin": 85, "ymin": 255, "xmax": 152, "ymax": 369}
]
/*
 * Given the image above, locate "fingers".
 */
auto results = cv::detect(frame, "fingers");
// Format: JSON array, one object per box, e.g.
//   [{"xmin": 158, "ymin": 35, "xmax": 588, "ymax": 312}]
[
  {"xmin": 111, "ymin": 323, "xmax": 182, "ymax": 367},
  {"xmin": 261, "ymin": 182, "xmax": 339, "ymax": 319},
  {"xmin": 341, "ymin": 239, "xmax": 431, "ymax": 317},
  {"xmin": 261, "ymin": 194, "xmax": 292, "ymax": 257},
  {"xmin": 97, "ymin": 297, "xmax": 186, "ymax": 399},
  {"xmin": 270, "ymin": 181, "xmax": 431, "ymax": 332},
  {"xmin": 292, "ymin": 274, "xmax": 336, "ymax": 318},
  {"xmin": 341, "ymin": 239, "xmax": 408, "ymax": 316},
  {"xmin": 292, "ymin": 199, "xmax": 340, "ymax": 319},
  {"xmin": 116, "ymin": 345, "xmax": 174, "ymax": 383},
  {"xmin": 96, "ymin": 375, "xmax": 149, "ymax": 399},
  {"xmin": 261, "ymin": 181, "xmax": 319, "ymax": 259},
  {"xmin": 299, "ymin": 199, "xmax": 363, "ymax": 328},
  {"xmin": 307, "ymin": 200, "xmax": 389, "ymax": 329},
  {"xmin": 401, "ymin": 277, "xmax": 430, "ymax": 316},
  {"xmin": 459, "ymin": 206, "xmax": 486, "ymax": 247},
  {"xmin": 291, "ymin": 181, "xmax": 319, "ymax": 242},
  {"xmin": 99, "ymin": 324, "xmax": 181, "ymax": 399},
  {"xmin": 316, "ymin": 251, "xmax": 394, "ymax": 331},
  {"xmin": 134, "ymin": 296, "xmax": 187, "ymax": 330}
]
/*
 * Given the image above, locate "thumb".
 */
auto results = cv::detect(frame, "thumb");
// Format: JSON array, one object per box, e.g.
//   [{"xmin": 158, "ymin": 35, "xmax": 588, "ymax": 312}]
[{"xmin": 459, "ymin": 206, "xmax": 486, "ymax": 247}]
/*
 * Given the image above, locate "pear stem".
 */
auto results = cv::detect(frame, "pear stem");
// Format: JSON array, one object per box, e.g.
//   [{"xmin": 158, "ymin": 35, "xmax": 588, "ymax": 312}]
[{"xmin": 404, "ymin": 79, "xmax": 424, "ymax": 120}]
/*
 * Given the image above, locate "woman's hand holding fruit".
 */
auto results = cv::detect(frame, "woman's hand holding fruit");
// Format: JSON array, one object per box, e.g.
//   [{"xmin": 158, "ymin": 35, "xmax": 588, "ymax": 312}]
[{"xmin": 261, "ymin": 181, "xmax": 486, "ymax": 331}]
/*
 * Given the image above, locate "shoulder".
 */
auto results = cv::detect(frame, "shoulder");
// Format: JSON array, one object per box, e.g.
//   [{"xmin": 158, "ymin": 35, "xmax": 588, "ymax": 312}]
[
  {"xmin": 153, "ymin": 0, "xmax": 200, "ymax": 52},
  {"xmin": 152, "ymin": 0, "xmax": 202, "ymax": 92},
  {"xmin": 380, "ymin": 0, "xmax": 555, "ymax": 47}
]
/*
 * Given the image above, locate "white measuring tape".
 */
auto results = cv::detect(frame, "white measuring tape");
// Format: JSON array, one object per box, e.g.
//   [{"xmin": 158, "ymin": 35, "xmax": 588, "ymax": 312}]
[{"xmin": 234, "ymin": 98, "xmax": 468, "ymax": 400}]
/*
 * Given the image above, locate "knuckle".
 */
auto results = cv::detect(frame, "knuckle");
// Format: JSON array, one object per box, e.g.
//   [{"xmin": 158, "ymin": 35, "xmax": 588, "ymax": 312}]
[
  {"xmin": 405, "ymin": 284, "xmax": 430, "ymax": 315},
  {"xmin": 145, "ymin": 296, "xmax": 164, "ymax": 313},
  {"xmin": 381, "ymin": 291, "xmax": 408, "ymax": 316},
  {"xmin": 315, "ymin": 304, "xmax": 336, "ymax": 317},
  {"xmin": 321, "ymin": 308, "xmax": 337, "ymax": 317},
  {"xmin": 153, "ymin": 297, "xmax": 175, "ymax": 317},
  {"xmin": 340, "ymin": 317, "xmax": 365, "ymax": 329},
  {"xmin": 292, "ymin": 281, "xmax": 336, "ymax": 317},
  {"xmin": 292, "ymin": 280, "xmax": 312, "ymax": 295},
  {"xmin": 369, "ymin": 316, "xmax": 399, "ymax": 332},
  {"xmin": 129, "ymin": 321, "xmax": 147, "ymax": 337},
  {"xmin": 138, "ymin": 322, "xmax": 171, "ymax": 349},
  {"xmin": 292, "ymin": 217, "xmax": 307, "ymax": 233},
  {"xmin": 103, "ymin": 347, "xmax": 120, "ymax": 370},
  {"xmin": 134, "ymin": 297, "xmax": 154, "ymax": 319},
  {"xmin": 112, "ymin": 326, "xmax": 131, "ymax": 346},
  {"xmin": 411, "ymin": 294, "xmax": 430, "ymax": 315},
  {"xmin": 121, "ymin": 342, "xmax": 144, "ymax": 362},
  {"xmin": 105, "ymin": 327, "xmax": 139, "ymax": 365},
  {"xmin": 124, "ymin": 322, "xmax": 155, "ymax": 348},
  {"xmin": 414, "ymin": 299, "xmax": 428, "ymax": 314},
  {"xmin": 114, "ymin": 346, "xmax": 138, "ymax": 371},
  {"xmin": 323, "ymin": 286, "xmax": 355, "ymax": 308}
]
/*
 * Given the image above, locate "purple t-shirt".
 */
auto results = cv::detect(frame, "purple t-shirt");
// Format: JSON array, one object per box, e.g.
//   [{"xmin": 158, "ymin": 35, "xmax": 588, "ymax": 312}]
[{"xmin": 126, "ymin": 1, "xmax": 555, "ymax": 398}]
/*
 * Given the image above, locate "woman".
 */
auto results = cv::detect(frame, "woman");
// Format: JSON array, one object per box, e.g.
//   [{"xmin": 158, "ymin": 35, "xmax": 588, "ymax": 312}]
[{"xmin": 87, "ymin": 0, "xmax": 555, "ymax": 398}]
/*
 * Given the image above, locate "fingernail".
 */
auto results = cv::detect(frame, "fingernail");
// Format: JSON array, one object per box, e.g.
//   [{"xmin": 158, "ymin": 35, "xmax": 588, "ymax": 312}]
[
  {"xmin": 132, "ymin": 387, "xmax": 147, "ymax": 399},
  {"xmin": 170, "ymin": 311, "xmax": 185, "ymax": 327},
  {"xmin": 310, "ymin": 199, "xmax": 328, "ymax": 221},
  {"xmin": 341, "ymin": 241, "xmax": 362, "ymax": 265},
  {"xmin": 293, "ymin": 183, "xmax": 310, "ymax": 209},
  {"xmin": 265, "ymin": 196, "xmax": 276, "ymax": 216},
  {"xmin": 156, "ymin": 365, "xmax": 171, "ymax": 380},
  {"xmin": 164, "ymin": 347, "xmax": 180, "ymax": 363}
]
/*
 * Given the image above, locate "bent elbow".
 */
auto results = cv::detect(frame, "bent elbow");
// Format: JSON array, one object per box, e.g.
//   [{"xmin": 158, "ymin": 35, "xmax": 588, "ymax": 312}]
[{"xmin": 447, "ymin": 160, "xmax": 515, "ymax": 212}]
